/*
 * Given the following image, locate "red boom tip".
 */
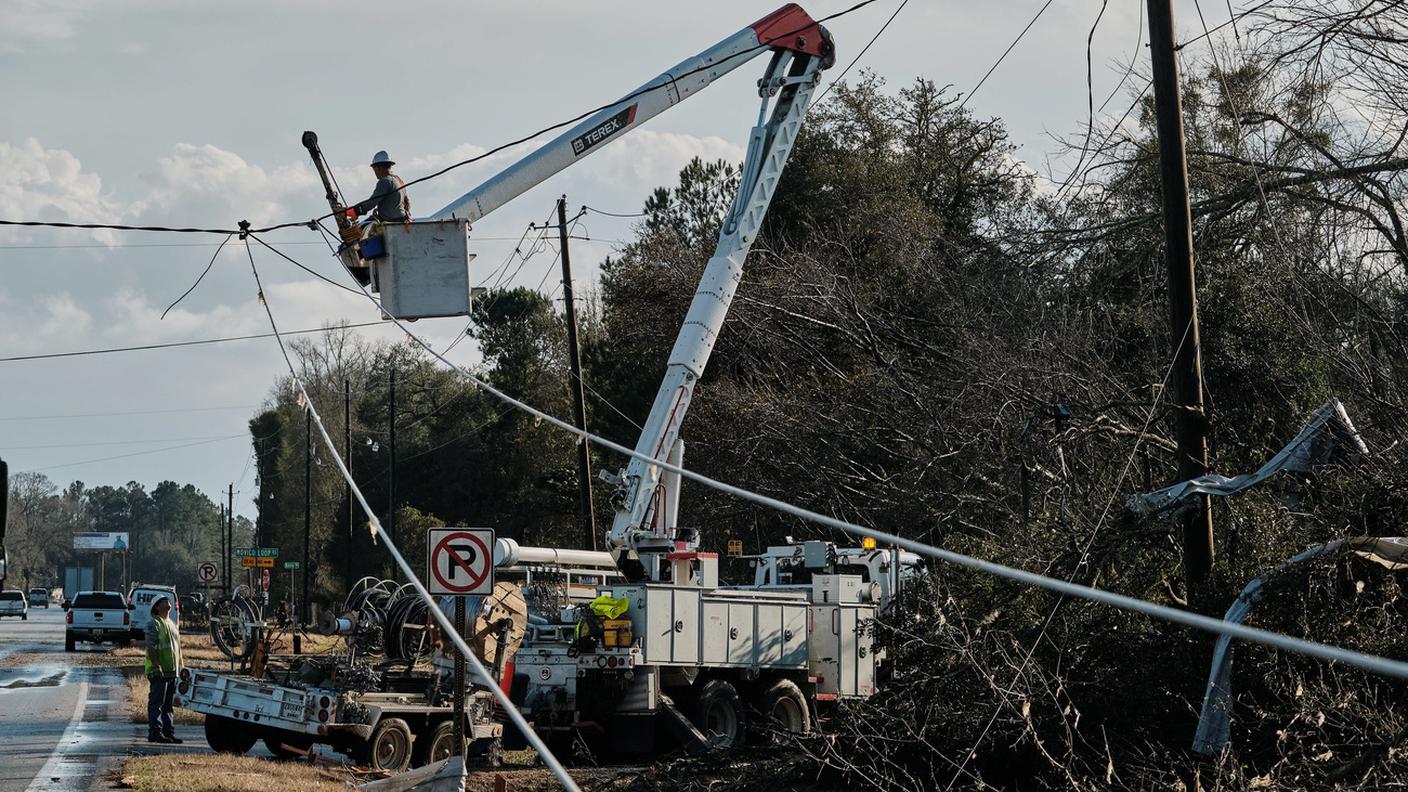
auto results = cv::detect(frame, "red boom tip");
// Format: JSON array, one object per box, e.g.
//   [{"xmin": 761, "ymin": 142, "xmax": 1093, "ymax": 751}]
[{"xmin": 751, "ymin": 3, "xmax": 828, "ymax": 59}]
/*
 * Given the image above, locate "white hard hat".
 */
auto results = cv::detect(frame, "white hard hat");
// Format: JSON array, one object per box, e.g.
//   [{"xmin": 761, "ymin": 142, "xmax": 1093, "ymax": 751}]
[{"xmin": 370, "ymin": 150, "xmax": 395, "ymax": 167}]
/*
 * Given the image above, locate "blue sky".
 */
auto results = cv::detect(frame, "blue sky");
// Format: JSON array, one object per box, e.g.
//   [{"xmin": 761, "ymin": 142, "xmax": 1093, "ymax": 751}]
[{"xmin": 0, "ymin": 0, "xmax": 1227, "ymax": 519}]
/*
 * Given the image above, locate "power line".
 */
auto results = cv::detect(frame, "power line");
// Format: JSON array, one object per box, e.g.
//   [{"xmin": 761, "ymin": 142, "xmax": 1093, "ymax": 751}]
[
  {"xmin": 1, "ymin": 434, "xmax": 241, "ymax": 451},
  {"xmin": 0, "ymin": 1, "xmax": 887, "ymax": 239},
  {"xmin": 580, "ymin": 206, "xmax": 647, "ymax": 219},
  {"xmin": 0, "ymin": 405, "xmax": 259, "ymax": 421},
  {"xmin": 815, "ymin": 0, "xmax": 910, "ymax": 104},
  {"xmin": 0, "ymin": 321, "xmax": 388, "ymax": 363},
  {"xmin": 253, "ymin": 237, "xmax": 1408, "ymax": 687},
  {"xmin": 245, "ymin": 246, "xmax": 582, "ymax": 792},
  {"xmin": 960, "ymin": 0, "xmax": 1056, "ymax": 109},
  {"xmin": 32, "ymin": 435, "xmax": 246, "ymax": 472}
]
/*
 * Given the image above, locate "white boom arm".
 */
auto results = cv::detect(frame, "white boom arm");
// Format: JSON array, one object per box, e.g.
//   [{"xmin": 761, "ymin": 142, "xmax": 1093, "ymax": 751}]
[
  {"xmin": 601, "ymin": 19, "xmax": 832, "ymax": 582},
  {"xmin": 431, "ymin": 5, "xmax": 835, "ymax": 583},
  {"xmin": 431, "ymin": 4, "xmax": 832, "ymax": 223}
]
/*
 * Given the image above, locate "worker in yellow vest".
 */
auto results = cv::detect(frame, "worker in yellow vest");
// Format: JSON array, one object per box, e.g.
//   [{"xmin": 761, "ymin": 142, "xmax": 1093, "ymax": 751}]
[{"xmin": 144, "ymin": 596, "xmax": 184, "ymax": 743}]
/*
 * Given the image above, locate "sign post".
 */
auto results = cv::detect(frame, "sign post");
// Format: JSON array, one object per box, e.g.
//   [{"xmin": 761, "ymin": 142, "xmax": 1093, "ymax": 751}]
[{"xmin": 427, "ymin": 527, "xmax": 495, "ymax": 758}]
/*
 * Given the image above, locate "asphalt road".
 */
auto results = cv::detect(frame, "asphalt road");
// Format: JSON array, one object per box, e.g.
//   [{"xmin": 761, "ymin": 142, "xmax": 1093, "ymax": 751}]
[{"xmin": 0, "ymin": 606, "xmax": 136, "ymax": 792}]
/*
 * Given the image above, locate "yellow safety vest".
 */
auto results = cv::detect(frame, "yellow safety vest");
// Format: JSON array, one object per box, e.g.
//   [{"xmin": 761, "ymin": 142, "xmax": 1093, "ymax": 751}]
[{"xmin": 145, "ymin": 616, "xmax": 182, "ymax": 676}]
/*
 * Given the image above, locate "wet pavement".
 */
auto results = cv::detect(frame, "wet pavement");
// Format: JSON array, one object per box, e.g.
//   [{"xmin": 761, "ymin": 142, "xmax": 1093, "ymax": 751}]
[
  {"xmin": 0, "ymin": 607, "xmax": 290, "ymax": 792},
  {"xmin": 0, "ymin": 608, "xmax": 137, "ymax": 792}
]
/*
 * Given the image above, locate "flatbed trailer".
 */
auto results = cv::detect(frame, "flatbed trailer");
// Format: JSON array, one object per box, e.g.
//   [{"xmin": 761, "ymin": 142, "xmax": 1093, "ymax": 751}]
[{"xmin": 176, "ymin": 665, "xmax": 502, "ymax": 771}]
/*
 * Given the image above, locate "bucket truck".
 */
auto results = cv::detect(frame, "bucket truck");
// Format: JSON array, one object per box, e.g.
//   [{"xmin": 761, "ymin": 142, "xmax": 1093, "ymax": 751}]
[{"xmin": 305, "ymin": 3, "xmax": 908, "ymax": 756}]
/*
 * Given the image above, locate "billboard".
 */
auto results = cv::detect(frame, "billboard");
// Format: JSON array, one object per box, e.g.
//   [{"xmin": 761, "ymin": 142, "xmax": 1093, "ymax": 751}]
[{"xmin": 74, "ymin": 532, "xmax": 129, "ymax": 551}]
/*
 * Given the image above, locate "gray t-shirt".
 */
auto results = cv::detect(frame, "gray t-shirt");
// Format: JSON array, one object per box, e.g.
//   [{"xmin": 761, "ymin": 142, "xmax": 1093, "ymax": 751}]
[{"xmin": 355, "ymin": 175, "xmax": 409, "ymax": 221}]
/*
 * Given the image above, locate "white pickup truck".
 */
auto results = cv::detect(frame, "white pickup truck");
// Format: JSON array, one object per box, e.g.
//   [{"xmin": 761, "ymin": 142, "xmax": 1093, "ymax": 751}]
[
  {"xmin": 0, "ymin": 590, "xmax": 27, "ymax": 620},
  {"xmin": 65, "ymin": 590, "xmax": 132, "ymax": 651}
]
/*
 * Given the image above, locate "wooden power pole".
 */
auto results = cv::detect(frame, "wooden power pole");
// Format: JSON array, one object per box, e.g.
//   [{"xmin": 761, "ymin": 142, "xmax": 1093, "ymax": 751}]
[
  {"xmin": 1147, "ymin": 0, "xmax": 1215, "ymax": 597},
  {"xmin": 558, "ymin": 196, "xmax": 598, "ymax": 551}
]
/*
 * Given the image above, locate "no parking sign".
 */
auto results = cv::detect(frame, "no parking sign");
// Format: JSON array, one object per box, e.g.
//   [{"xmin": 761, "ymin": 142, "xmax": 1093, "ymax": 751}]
[{"xmin": 426, "ymin": 528, "xmax": 495, "ymax": 596}]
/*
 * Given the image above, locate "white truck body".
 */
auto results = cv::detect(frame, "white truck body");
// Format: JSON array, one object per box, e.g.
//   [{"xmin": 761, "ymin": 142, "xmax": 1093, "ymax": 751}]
[
  {"xmin": 0, "ymin": 590, "xmax": 27, "ymax": 619},
  {"xmin": 66, "ymin": 590, "xmax": 131, "ymax": 648},
  {"xmin": 128, "ymin": 583, "xmax": 180, "ymax": 639}
]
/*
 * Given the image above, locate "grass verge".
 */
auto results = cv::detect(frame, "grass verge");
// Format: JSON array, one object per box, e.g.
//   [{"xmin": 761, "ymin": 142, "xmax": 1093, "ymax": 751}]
[
  {"xmin": 125, "ymin": 671, "xmax": 203, "ymax": 726},
  {"xmin": 117, "ymin": 755, "xmax": 354, "ymax": 792}
]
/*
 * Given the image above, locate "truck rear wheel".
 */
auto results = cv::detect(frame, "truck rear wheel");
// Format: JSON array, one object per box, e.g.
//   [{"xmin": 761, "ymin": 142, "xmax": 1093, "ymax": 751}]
[
  {"xmin": 357, "ymin": 717, "xmax": 413, "ymax": 773},
  {"xmin": 756, "ymin": 679, "xmax": 811, "ymax": 740},
  {"xmin": 65, "ymin": 633, "xmax": 75, "ymax": 652},
  {"xmin": 690, "ymin": 679, "xmax": 746, "ymax": 749},
  {"xmin": 204, "ymin": 715, "xmax": 256, "ymax": 754},
  {"xmin": 413, "ymin": 721, "xmax": 457, "ymax": 767}
]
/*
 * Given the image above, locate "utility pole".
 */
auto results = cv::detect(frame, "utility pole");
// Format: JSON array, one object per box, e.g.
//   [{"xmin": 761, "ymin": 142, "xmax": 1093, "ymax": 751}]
[
  {"xmin": 219, "ymin": 503, "xmax": 226, "ymax": 592},
  {"xmin": 227, "ymin": 484, "xmax": 234, "ymax": 596},
  {"xmin": 557, "ymin": 196, "xmax": 597, "ymax": 551},
  {"xmin": 1147, "ymin": 0, "xmax": 1215, "ymax": 599},
  {"xmin": 303, "ymin": 410, "xmax": 312, "ymax": 625},
  {"xmin": 388, "ymin": 367, "xmax": 397, "ymax": 561},
  {"xmin": 345, "ymin": 379, "xmax": 353, "ymax": 588}
]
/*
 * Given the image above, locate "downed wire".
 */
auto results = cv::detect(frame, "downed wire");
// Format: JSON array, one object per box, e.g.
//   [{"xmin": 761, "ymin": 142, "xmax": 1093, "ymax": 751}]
[
  {"xmin": 242, "ymin": 243, "xmax": 583, "ymax": 792},
  {"xmin": 249, "ymin": 233, "xmax": 1408, "ymax": 684}
]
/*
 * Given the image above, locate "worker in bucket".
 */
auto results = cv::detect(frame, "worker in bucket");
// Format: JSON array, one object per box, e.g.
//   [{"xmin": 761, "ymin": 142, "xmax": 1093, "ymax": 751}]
[
  {"xmin": 144, "ymin": 596, "xmax": 184, "ymax": 743},
  {"xmin": 352, "ymin": 150, "xmax": 410, "ymax": 224}
]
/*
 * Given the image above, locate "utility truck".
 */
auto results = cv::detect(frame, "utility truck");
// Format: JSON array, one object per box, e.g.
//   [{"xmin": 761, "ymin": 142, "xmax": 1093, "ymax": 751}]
[{"xmin": 303, "ymin": 4, "xmax": 909, "ymax": 756}]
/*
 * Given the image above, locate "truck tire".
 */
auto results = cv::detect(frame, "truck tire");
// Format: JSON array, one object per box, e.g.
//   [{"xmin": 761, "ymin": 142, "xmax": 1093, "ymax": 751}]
[
  {"xmin": 263, "ymin": 735, "xmax": 315, "ymax": 761},
  {"xmin": 65, "ymin": 633, "xmax": 75, "ymax": 652},
  {"xmin": 413, "ymin": 721, "xmax": 457, "ymax": 767},
  {"xmin": 755, "ymin": 679, "xmax": 811, "ymax": 741},
  {"xmin": 357, "ymin": 717, "xmax": 413, "ymax": 773},
  {"xmin": 690, "ymin": 679, "xmax": 746, "ymax": 750},
  {"xmin": 204, "ymin": 715, "xmax": 257, "ymax": 754}
]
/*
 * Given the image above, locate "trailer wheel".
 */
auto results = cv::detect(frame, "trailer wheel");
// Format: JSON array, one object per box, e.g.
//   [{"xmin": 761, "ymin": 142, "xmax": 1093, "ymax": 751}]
[
  {"xmin": 358, "ymin": 717, "xmax": 413, "ymax": 773},
  {"xmin": 690, "ymin": 679, "xmax": 746, "ymax": 749},
  {"xmin": 204, "ymin": 715, "xmax": 257, "ymax": 754},
  {"xmin": 756, "ymin": 679, "xmax": 811, "ymax": 740},
  {"xmin": 263, "ymin": 735, "xmax": 315, "ymax": 761},
  {"xmin": 413, "ymin": 721, "xmax": 457, "ymax": 767}
]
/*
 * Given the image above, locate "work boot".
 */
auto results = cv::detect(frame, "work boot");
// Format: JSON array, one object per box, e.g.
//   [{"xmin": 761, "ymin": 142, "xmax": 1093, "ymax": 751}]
[
  {"xmin": 161, "ymin": 735, "xmax": 184, "ymax": 744},
  {"xmin": 146, "ymin": 735, "xmax": 165, "ymax": 744}
]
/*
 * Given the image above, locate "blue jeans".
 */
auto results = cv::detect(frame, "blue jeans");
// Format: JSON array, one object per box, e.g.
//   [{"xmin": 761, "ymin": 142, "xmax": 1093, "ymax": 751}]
[{"xmin": 147, "ymin": 675, "xmax": 176, "ymax": 738}]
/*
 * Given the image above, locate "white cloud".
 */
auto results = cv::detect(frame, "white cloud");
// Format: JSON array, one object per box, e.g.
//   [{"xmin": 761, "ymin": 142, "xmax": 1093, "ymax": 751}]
[
  {"xmin": 0, "ymin": 138, "xmax": 121, "ymax": 243},
  {"xmin": 133, "ymin": 144, "xmax": 321, "ymax": 228},
  {"xmin": 0, "ymin": 0, "xmax": 84, "ymax": 53},
  {"xmin": 581, "ymin": 129, "xmax": 745, "ymax": 192}
]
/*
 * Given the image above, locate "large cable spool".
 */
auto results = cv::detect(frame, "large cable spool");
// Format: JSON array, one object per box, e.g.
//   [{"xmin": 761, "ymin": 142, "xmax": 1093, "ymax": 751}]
[{"xmin": 472, "ymin": 581, "xmax": 528, "ymax": 664}]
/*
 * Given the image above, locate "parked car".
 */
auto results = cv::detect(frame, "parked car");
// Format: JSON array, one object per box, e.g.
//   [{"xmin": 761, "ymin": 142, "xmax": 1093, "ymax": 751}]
[
  {"xmin": 127, "ymin": 583, "xmax": 179, "ymax": 640},
  {"xmin": 0, "ymin": 590, "xmax": 28, "ymax": 620},
  {"xmin": 65, "ymin": 590, "xmax": 131, "ymax": 651},
  {"xmin": 28, "ymin": 587, "xmax": 50, "ymax": 608}
]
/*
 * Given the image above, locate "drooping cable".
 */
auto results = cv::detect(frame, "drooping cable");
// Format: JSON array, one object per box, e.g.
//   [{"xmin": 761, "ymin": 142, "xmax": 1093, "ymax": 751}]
[
  {"xmin": 959, "ymin": 0, "xmax": 1056, "ymax": 109},
  {"xmin": 0, "ymin": 321, "xmax": 387, "ymax": 363},
  {"xmin": 814, "ymin": 0, "xmax": 910, "ymax": 104},
  {"xmin": 249, "ymin": 235, "xmax": 1408, "ymax": 684},
  {"xmin": 161, "ymin": 233, "xmax": 233, "ymax": 319},
  {"xmin": 241, "ymin": 241, "xmax": 583, "ymax": 792}
]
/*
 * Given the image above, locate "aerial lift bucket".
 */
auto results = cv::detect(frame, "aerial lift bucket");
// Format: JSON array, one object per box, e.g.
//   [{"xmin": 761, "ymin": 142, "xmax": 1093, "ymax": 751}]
[{"xmin": 302, "ymin": 131, "xmax": 477, "ymax": 321}]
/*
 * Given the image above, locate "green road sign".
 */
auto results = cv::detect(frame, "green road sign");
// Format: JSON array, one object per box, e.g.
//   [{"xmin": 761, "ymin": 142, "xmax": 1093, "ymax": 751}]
[
  {"xmin": 233, "ymin": 547, "xmax": 278, "ymax": 559},
  {"xmin": 284, "ymin": 561, "xmax": 301, "ymax": 570}
]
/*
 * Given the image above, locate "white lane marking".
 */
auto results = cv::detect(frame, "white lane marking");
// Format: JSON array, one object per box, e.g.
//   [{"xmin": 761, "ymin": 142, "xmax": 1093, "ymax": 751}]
[{"xmin": 23, "ymin": 680, "xmax": 90, "ymax": 792}]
